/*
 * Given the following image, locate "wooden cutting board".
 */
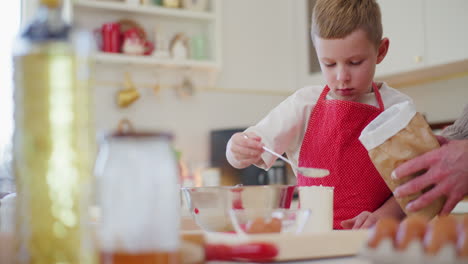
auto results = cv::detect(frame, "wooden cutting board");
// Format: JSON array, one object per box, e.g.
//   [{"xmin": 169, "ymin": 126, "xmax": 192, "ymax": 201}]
[
  {"xmin": 203, "ymin": 230, "xmax": 369, "ymax": 262},
  {"xmin": 1, "ymin": 230, "xmax": 369, "ymax": 263}
]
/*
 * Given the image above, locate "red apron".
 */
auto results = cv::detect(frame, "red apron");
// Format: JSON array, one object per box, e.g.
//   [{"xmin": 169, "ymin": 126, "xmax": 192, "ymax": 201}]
[{"xmin": 297, "ymin": 84, "xmax": 392, "ymax": 229}]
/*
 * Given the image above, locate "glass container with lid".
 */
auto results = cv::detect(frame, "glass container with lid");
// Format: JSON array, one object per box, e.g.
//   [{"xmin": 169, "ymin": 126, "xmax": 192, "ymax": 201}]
[{"xmin": 95, "ymin": 119, "xmax": 181, "ymax": 264}]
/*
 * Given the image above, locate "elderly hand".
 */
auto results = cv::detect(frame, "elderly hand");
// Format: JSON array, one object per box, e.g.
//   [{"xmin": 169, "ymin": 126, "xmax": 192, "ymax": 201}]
[
  {"xmin": 226, "ymin": 132, "xmax": 264, "ymax": 169},
  {"xmin": 392, "ymin": 139, "xmax": 468, "ymax": 214}
]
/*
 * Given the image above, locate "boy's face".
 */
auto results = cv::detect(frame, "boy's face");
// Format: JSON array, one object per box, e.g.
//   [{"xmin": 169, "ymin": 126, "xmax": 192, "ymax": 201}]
[{"xmin": 314, "ymin": 29, "xmax": 388, "ymax": 102}]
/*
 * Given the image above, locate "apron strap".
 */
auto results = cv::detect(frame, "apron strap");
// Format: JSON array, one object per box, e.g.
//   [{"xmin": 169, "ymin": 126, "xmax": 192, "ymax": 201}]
[
  {"xmin": 319, "ymin": 85, "xmax": 331, "ymax": 101},
  {"xmin": 320, "ymin": 83, "xmax": 385, "ymax": 111},
  {"xmin": 372, "ymin": 82, "xmax": 385, "ymax": 111}
]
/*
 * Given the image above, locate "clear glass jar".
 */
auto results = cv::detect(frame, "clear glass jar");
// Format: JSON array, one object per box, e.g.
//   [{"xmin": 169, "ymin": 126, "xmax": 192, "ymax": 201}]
[{"xmin": 95, "ymin": 121, "xmax": 180, "ymax": 264}]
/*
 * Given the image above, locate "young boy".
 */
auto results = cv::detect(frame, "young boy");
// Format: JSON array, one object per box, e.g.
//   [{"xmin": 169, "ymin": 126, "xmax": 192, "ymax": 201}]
[{"xmin": 226, "ymin": 0, "xmax": 410, "ymax": 229}]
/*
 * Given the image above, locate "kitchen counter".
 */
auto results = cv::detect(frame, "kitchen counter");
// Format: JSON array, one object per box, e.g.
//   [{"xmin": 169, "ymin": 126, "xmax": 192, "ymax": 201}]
[
  {"xmin": 208, "ymin": 257, "xmax": 371, "ymax": 264},
  {"xmin": 276, "ymin": 257, "xmax": 370, "ymax": 264},
  {"xmin": 3, "ymin": 197, "xmax": 466, "ymax": 264}
]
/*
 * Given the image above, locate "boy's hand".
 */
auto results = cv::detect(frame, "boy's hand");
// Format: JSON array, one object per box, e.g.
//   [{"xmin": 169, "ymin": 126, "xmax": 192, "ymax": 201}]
[
  {"xmin": 341, "ymin": 211, "xmax": 377, "ymax": 229},
  {"xmin": 341, "ymin": 196, "xmax": 405, "ymax": 229},
  {"xmin": 227, "ymin": 132, "xmax": 264, "ymax": 169}
]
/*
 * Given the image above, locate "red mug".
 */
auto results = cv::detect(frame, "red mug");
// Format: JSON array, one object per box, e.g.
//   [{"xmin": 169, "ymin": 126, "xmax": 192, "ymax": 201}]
[
  {"xmin": 95, "ymin": 22, "xmax": 121, "ymax": 53},
  {"xmin": 143, "ymin": 41, "xmax": 154, "ymax": 55}
]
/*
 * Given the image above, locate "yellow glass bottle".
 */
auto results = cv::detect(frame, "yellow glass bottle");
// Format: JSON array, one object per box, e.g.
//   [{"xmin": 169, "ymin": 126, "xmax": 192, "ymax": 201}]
[{"xmin": 12, "ymin": 0, "xmax": 96, "ymax": 263}]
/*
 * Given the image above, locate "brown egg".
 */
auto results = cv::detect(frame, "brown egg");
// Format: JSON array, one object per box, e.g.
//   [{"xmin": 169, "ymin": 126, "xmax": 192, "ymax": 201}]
[
  {"xmin": 395, "ymin": 215, "xmax": 428, "ymax": 251},
  {"xmin": 264, "ymin": 217, "xmax": 282, "ymax": 233},
  {"xmin": 457, "ymin": 215, "xmax": 468, "ymax": 258},
  {"xmin": 246, "ymin": 217, "xmax": 282, "ymax": 234},
  {"xmin": 424, "ymin": 215, "xmax": 458, "ymax": 255},
  {"xmin": 367, "ymin": 218, "xmax": 399, "ymax": 249},
  {"xmin": 247, "ymin": 217, "xmax": 267, "ymax": 234}
]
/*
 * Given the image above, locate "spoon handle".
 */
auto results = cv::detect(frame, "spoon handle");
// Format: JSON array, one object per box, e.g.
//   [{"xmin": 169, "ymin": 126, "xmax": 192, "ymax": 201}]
[
  {"xmin": 242, "ymin": 134, "xmax": 295, "ymax": 168},
  {"xmin": 262, "ymin": 146, "xmax": 295, "ymax": 168}
]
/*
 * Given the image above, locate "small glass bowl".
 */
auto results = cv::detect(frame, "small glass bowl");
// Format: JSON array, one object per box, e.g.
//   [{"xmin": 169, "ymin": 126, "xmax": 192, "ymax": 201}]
[{"xmin": 229, "ymin": 208, "xmax": 311, "ymax": 235}]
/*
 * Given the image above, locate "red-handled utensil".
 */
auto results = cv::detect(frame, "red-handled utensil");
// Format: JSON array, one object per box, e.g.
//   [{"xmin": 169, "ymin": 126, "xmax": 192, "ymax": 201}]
[{"xmin": 205, "ymin": 242, "xmax": 279, "ymax": 262}]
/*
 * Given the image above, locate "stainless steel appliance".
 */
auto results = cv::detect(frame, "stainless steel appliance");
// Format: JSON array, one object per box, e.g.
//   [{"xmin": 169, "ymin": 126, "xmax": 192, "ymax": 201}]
[{"xmin": 210, "ymin": 128, "xmax": 287, "ymax": 185}]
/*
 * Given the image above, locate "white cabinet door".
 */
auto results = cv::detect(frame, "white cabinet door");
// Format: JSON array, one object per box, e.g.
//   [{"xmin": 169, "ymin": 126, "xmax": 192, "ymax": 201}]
[
  {"xmin": 217, "ymin": 0, "xmax": 295, "ymax": 92},
  {"xmin": 376, "ymin": 0, "xmax": 425, "ymax": 77},
  {"xmin": 424, "ymin": 0, "xmax": 468, "ymax": 66}
]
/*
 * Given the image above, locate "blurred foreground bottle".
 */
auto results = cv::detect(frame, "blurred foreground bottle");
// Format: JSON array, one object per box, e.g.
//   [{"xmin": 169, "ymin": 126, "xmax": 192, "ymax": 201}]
[{"xmin": 12, "ymin": 0, "xmax": 96, "ymax": 263}]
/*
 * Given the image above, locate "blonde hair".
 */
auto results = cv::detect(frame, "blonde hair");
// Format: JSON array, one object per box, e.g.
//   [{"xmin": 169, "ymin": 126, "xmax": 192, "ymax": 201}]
[{"xmin": 311, "ymin": 0, "xmax": 382, "ymax": 48}]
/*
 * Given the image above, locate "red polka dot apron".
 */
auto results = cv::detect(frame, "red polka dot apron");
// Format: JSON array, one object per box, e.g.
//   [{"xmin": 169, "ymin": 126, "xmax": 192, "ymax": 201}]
[{"xmin": 297, "ymin": 84, "xmax": 392, "ymax": 229}]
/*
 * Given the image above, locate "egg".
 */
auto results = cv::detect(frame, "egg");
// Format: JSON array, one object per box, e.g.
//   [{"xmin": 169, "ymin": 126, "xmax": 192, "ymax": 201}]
[
  {"xmin": 423, "ymin": 215, "xmax": 458, "ymax": 255},
  {"xmin": 246, "ymin": 217, "xmax": 282, "ymax": 234},
  {"xmin": 395, "ymin": 214, "xmax": 428, "ymax": 251},
  {"xmin": 265, "ymin": 217, "xmax": 282, "ymax": 233},
  {"xmin": 367, "ymin": 218, "xmax": 399, "ymax": 248},
  {"xmin": 457, "ymin": 215, "xmax": 468, "ymax": 258},
  {"xmin": 247, "ymin": 217, "xmax": 267, "ymax": 234}
]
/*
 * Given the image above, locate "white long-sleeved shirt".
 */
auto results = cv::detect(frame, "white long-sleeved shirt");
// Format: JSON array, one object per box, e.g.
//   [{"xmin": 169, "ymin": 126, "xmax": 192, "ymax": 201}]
[{"xmin": 232, "ymin": 83, "xmax": 412, "ymax": 171}]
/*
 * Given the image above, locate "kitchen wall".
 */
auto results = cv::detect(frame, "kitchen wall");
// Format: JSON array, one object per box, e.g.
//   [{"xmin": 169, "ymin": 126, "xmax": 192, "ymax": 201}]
[
  {"xmin": 399, "ymin": 75, "xmax": 468, "ymax": 123},
  {"xmin": 94, "ymin": 82, "xmax": 287, "ymax": 169},
  {"xmin": 92, "ymin": 0, "xmax": 467, "ymax": 170}
]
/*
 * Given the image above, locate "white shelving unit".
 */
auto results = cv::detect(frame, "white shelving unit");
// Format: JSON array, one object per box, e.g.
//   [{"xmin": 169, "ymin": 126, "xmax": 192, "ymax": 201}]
[
  {"xmin": 74, "ymin": 0, "xmax": 216, "ymax": 21},
  {"xmin": 93, "ymin": 52, "xmax": 219, "ymax": 69},
  {"xmin": 72, "ymin": 0, "xmax": 222, "ymax": 70}
]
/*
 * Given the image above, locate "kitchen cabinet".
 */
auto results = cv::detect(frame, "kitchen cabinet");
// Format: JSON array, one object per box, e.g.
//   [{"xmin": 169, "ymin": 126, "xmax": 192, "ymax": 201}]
[
  {"xmin": 71, "ymin": 0, "xmax": 221, "ymax": 70},
  {"xmin": 376, "ymin": 0, "xmax": 425, "ymax": 77},
  {"xmin": 217, "ymin": 0, "xmax": 296, "ymax": 92},
  {"xmin": 424, "ymin": 0, "xmax": 468, "ymax": 66},
  {"xmin": 376, "ymin": 0, "xmax": 468, "ymax": 83}
]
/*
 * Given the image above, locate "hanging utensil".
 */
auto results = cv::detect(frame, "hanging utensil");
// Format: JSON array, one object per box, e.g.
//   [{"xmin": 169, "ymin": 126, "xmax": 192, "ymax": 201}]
[
  {"xmin": 117, "ymin": 72, "xmax": 140, "ymax": 108},
  {"xmin": 175, "ymin": 68, "xmax": 195, "ymax": 98}
]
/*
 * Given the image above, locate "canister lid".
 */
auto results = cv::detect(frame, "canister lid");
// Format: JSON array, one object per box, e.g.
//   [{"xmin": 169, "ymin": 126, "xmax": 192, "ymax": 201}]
[
  {"xmin": 359, "ymin": 100, "xmax": 416, "ymax": 150},
  {"xmin": 40, "ymin": 0, "xmax": 62, "ymax": 8},
  {"xmin": 109, "ymin": 119, "xmax": 173, "ymax": 140}
]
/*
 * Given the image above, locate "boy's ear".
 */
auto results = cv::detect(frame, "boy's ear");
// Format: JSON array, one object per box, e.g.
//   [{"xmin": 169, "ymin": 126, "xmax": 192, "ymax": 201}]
[{"xmin": 376, "ymin": 38, "xmax": 389, "ymax": 64}]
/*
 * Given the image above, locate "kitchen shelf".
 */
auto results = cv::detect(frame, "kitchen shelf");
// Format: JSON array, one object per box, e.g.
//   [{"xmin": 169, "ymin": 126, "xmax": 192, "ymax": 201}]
[
  {"xmin": 73, "ymin": 0, "xmax": 216, "ymax": 21},
  {"xmin": 93, "ymin": 52, "xmax": 220, "ymax": 70}
]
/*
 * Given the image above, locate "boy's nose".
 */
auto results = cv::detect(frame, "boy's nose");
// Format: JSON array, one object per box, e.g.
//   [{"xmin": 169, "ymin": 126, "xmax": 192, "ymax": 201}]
[{"xmin": 336, "ymin": 67, "xmax": 350, "ymax": 82}]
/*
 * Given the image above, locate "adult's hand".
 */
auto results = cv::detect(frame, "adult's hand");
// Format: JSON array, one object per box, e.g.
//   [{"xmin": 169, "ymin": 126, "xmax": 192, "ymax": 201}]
[{"xmin": 392, "ymin": 139, "xmax": 468, "ymax": 214}]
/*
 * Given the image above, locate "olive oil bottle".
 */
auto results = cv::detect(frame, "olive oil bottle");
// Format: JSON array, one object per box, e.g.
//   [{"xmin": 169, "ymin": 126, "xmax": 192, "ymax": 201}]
[{"xmin": 12, "ymin": 0, "xmax": 95, "ymax": 263}]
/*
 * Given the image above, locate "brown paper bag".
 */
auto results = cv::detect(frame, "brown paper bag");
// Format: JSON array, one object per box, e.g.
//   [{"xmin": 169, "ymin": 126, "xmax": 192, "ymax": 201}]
[{"xmin": 360, "ymin": 102, "xmax": 445, "ymax": 218}]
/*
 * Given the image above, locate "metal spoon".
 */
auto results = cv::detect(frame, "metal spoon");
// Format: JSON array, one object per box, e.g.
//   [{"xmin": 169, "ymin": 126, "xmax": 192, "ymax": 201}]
[
  {"xmin": 243, "ymin": 134, "xmax": 329, "ymax": 178},
  {"xmin": 262, "ymin": 145, "xmax": 329, "ymax": 178}
]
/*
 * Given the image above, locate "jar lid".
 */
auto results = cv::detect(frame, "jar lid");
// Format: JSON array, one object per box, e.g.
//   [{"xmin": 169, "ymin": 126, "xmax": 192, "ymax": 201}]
[
  {"xmin": 110, "ymin": 119, "xmax": 173, "ymax": 140},
  {"xmin": 40, "ymin": 0, "xmax": 62, "ymax": 8},
  {"xmin": 359, "ymin": 100, "xmax": 416, "ymax": 150}
]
